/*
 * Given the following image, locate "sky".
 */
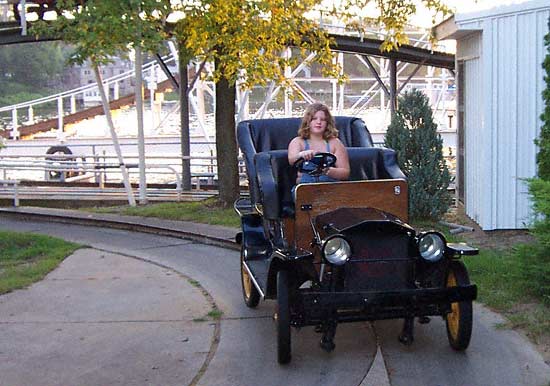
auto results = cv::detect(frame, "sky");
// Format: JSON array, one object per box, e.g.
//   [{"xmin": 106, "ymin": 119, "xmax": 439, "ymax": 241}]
[{"xmin": 319, "ymin": 0, "xmax": 537, "ymax": 28}]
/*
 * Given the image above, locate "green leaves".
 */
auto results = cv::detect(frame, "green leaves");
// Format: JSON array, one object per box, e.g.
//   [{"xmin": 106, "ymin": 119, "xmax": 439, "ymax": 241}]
[
  {"xmin": 173, "ymin": 0, "xmax": 338, "ymax": 89},
  {"xmin": 32, "ymin": 0, "xmax": 171, "ymax": 65},
  {"xmin": 336, "ymin": 0, "xmax": 452, "ymax": 51},
  {"xmin": 536, "ymin": 16, "xmax": 550, "ymax": 181},
  {"xmin": 385, "ymin": 89, "xmax": 452, "ymax": 220}
]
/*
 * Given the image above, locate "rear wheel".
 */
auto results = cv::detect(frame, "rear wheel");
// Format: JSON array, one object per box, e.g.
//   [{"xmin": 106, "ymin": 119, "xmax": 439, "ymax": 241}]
[
  {"xmin": 240, "ymin": 246, "xmax": 260, "ymax": 308},
  {"xmin": 276, "ymin": 270, "xmax": 291, "ymax": 364},
  {"xmin": 445, "ymin": 261, "xmax": 473, "ymax": 350}
]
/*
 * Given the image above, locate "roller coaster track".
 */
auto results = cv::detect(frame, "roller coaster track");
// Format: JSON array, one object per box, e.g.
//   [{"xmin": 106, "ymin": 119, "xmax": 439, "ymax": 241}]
[{"xmin": 0, "ymin": 77, "xmax": 176, "ymax": 139}]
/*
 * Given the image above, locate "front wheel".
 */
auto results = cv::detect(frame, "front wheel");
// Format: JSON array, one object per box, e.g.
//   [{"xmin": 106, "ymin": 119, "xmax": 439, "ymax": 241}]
[
  {"xmin": 277, "ymin": 270, "xmax": 291, "ymax": 364},
  {"xmin": 240, "ymin": 246, "xmax": 260, "ymax": 308},
  {"xmin": 445, "ymin": 261, "xmax": 473, "ymax": 351}
]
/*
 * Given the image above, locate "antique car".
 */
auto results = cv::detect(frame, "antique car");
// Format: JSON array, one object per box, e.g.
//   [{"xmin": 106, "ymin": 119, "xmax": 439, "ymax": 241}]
[{"xmin": 235, "ymin": 117, "xmax": 478, "ymax": 364}]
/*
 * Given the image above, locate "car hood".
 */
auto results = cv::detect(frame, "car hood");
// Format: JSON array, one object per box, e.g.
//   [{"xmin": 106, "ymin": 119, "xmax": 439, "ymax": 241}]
[{"xmin": 315, "ymin": 207, "xmax": 413, "ymax": 234}]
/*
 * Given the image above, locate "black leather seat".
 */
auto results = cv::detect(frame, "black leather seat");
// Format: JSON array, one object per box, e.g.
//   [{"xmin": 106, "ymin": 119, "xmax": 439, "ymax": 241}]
[
  {"xmin": 237, "ymin": 117, "xmax": 374, "ymax": 206},
  {"xmin": 237, "ymin": 117, "xmax": 404, "ymax": 220},
  {"xmin": 347, "ymin": 147, "xmax": 406, "ymax": 181}
]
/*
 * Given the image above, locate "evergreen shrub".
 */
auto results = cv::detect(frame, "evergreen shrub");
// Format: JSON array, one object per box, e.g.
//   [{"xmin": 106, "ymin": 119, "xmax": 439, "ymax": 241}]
[
  {"xmin": 384, "ymin": 89, "xmax": 451, "ymax": 220},
  {"xmin": 528, "ymin": 16, "xmax": 550, "ymax": 253}
]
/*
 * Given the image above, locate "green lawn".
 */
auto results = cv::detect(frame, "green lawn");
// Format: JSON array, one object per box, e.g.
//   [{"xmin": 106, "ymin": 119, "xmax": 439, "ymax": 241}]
[
  {"xmin": 414, "ymin": 219, "xmax": 549, "ymax": 343},
  {"xmin": 0, "ymin": 231, "xmax": 81, "ymax": 295},
  {"xmin": 463, "ymin": 244, "xmax": 550, "ymax": 341},
  {"xmin": 88, "ymin": 198, "xmax": 240, "ymax": 228}
]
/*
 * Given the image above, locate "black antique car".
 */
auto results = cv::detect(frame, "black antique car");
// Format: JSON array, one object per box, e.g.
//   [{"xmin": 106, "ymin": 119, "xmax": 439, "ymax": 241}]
[{"xmin": 235, "ymin": 117, "xmax": 478, "ymax": 364}]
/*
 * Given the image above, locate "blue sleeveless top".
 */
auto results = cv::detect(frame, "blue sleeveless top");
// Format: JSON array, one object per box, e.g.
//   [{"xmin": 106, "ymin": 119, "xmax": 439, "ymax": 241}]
[{"xmin": 299, "ymin": 139, "xmax": 338, "ymax": 183}]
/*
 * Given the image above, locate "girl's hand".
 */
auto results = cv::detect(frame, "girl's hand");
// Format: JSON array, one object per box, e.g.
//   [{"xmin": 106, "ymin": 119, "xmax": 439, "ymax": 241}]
[{"xmin": 298, "ymin": 150, "xmax": 315, "ymax": 161}]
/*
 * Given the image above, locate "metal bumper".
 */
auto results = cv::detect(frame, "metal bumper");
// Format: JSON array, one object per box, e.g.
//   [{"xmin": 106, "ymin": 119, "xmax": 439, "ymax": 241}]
[{"xmin": 297, "ymin": 285, "xmax": 477, "ymax": 325}]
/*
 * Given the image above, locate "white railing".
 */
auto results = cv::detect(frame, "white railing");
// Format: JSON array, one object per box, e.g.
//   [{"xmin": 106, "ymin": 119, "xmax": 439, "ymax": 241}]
[
  {"xmin": 0, "ymin": 179, "xmax": 19, "ymax": 206},
  {"xmin": 0, "ymin": 53, "xmax": 177, "ymax": 139}
]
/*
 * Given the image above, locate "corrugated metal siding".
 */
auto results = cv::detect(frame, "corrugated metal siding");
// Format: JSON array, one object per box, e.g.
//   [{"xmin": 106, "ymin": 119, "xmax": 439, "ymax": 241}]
[
  {"xmin": 458, "ymin": 32, "xmax": 485, "ymax": 227},
  {"xmin": 459, "ymin": 6, "xmax": 550, "ymax": 230},
  {"xmin": 463, "ymin": 57, "xmax": 484, "ymax": 226}
]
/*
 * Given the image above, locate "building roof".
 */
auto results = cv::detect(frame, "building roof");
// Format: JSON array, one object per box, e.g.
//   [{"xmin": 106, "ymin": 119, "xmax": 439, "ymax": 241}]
[{"xmin": 435, "ymin": 0, "xmax": 550, "ymax": 41}]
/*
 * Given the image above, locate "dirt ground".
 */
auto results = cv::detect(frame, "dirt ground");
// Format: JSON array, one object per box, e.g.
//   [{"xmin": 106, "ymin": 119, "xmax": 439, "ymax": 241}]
[
  {"xmin": 442, "ymin": 204, "xmax": 535, "ymax": 249},
  {"xmin": 442, "ymin": 205, "xmax": 549, "ymax": 365}
]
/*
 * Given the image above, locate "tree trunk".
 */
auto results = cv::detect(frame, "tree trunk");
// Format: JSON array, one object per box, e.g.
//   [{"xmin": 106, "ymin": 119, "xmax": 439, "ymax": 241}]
[
  {"xmin": 178, "ymin": 42, "xmax": 191, "ymax": 190},
  {"xmin": 215, "ymin": 77, "xmax": 239, "ymax": 207}
]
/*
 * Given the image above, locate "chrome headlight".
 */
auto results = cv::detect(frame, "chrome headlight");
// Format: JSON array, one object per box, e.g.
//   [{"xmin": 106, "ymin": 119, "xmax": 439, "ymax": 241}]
[
  {"xmin": 322, "ymin": 235, "xmax": 352, "ymax": 265},
  {"xmin": 417, "ymin": 232, "xmax": 446, "ymax": 262}
]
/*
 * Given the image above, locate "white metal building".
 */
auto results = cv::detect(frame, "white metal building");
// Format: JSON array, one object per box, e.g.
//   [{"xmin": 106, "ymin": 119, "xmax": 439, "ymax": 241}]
[{"xmin": 436, "ymin": 0, "xmax": 550, "ymax": 230}]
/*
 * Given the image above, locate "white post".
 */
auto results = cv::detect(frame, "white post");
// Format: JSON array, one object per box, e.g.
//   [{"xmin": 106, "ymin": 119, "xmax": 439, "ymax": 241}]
[
  {"xmin": 338, "ymin": 53, "xmax": 345, "ymax": 114},
  {"xmin": 11, "ymin": 108, "xmax": 19, "ymax": 139},
  {"xmin": 331, "ymin": 55, "xmax": 338, "ymax": 112},
  {"xmin": 93, "ymin": 64, "xmax": 136, "ymax": 206},
  {"xmin": 70, "ymin": 95, "xmax": 76, "ymax": 113},
  {"xmin": 57, "ymin": 96, "xmax": 64, "ymax": 142},
  {"xmin": 114, "ymin": 81, "xmax": 119, "ymax": 100},
  {"xmin": 13, "ymin": 181, "xmax": 19, "ymax": 207},
  {"xmin": 20, "ymin": 0, "xmax": 27, "ymax": 36},
  {"xmin": 168, "ymin": 40, "xmax": 179, "ymax": 73},
  {"xmin": 284, "ymin": 48, "xmax": 292, "ymax": 116},
  {"xmin": 28, "ymin": 106, "xmax": 34, "ymax": 124},
  {"xmin": 148, "ymin": 65, "xmax": 157, "ymax": 131},
  {"xmin": 104, "ymin": 82, "xmax": 110, "ymax": 102},
  {"xmin": 135, "ymin": 45, "xmax": 148, "ymax": 204}
]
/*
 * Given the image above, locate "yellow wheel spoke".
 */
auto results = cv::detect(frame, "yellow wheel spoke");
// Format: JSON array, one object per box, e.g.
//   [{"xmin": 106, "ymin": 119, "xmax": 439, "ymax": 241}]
[{"xmin": 446, "ymin": 271, "xmax": 460, "ymax": 340}]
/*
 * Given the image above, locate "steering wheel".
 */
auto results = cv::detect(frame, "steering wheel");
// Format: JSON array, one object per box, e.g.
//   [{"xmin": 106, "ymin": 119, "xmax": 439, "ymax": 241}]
[{"xmin": 293, "ymin": 152, "xmax": 337, "ymax": 177}]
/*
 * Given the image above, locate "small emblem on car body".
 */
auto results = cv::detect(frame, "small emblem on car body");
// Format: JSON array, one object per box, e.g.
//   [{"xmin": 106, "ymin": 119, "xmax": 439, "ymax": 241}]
[{"xmin": 394, "ymin": 186, "xmax": 401, "ymax": 195}]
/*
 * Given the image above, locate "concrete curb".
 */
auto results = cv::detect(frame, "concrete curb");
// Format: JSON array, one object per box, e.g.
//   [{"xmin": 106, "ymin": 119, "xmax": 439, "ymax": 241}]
[{"xmin": 0, "ymin": 206, "xmax": 240, "ymax": 251}]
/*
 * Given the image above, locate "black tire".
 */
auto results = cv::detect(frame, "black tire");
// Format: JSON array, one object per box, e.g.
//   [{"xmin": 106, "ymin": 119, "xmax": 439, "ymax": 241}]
[
  {"xmin": 240, "ymin": 246, "xmax": 260, "ymax": 308},
  {"xmin": 277, "ymin": 270, "xmax": 291, "ymax": 364},
  {"xmin": 445, "ymin": 260, "xmax": 473, "ymax": 351},
  {"xmin": 45, "ymin": 146, "xmax": 73, "ymax": 180}
]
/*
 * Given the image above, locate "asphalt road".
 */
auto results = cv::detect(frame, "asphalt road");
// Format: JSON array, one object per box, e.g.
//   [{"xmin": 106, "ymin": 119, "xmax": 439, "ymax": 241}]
[{"xmin": 1, "ymin": 218, "xmax": 548, "ymax": 386}]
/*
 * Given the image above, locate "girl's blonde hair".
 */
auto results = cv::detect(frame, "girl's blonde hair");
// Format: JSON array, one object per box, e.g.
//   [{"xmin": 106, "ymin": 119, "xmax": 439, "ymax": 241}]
[{"xmin": 298, "ymin": 102, "xmax": 338, "ymax": 140}]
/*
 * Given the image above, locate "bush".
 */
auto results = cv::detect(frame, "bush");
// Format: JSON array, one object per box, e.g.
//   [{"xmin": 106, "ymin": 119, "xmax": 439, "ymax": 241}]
[
  {"xmin": 385, "ymin": 90, "xmax": 451, "ymax": 220},
  {"xmin": 528, "ymin": 17, "xmax": 550, "ymax": 250},
  {"xmin": 536, "ymin": 17, "xmax": 550, "ymax": 180}
]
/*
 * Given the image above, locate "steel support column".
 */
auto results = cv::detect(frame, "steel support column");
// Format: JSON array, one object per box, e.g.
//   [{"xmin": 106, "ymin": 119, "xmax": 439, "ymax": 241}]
[{"xmin": 389, "ymin": 58, "xmax": 397, "ymax": 116}]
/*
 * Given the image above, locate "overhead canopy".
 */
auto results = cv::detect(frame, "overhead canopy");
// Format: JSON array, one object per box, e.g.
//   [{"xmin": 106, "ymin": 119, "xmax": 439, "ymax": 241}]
[{"xmin": 330, "ymin": 34, "xmax": 454, "ymax": 69}]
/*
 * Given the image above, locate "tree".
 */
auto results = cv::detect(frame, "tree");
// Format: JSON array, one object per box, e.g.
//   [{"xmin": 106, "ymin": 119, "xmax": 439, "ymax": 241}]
[
  {"xmin": 336, "ymin": 0, "xmax": 451, "ymax": 51},
  {"xmin": 33, "ymin": 0, "xmax": 172, "ymax": 206},
  {"xmin": 173, "ymin": 0, "xmax": 451, "ymax": 207},
  {"xmin": 528, "ymin": 16, "xmax": 550, "ymax": 249},
  {"xmin": 172, "ymin": 0, "xmax": 338, "ymax": 207},
  {"xmin": 536, "ymin": 16, "xmax": 550, "ymax": 181},
  {"xmin": 0, "ymin": 41, "xmax": 66, "ymax": 106},
  {"xmin": 385, "ymin": 89, "xmax": 451, "ymax": 219}
]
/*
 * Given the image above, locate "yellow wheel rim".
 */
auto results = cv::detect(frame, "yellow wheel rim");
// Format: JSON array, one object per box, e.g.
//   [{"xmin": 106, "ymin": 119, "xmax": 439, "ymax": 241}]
[
  {"xmin": 242, "ymin": 262, "xmax": 252, "ymax": 299},
  {"xmin": 446, "ymin": 271, "xmax": 460, "ymax": 340}
]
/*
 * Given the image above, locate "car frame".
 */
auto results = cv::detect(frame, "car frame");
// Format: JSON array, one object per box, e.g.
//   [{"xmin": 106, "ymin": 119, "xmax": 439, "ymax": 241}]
[{"xmin": 235, "ymin": 116, "xmax": 478, "ymax": 364}]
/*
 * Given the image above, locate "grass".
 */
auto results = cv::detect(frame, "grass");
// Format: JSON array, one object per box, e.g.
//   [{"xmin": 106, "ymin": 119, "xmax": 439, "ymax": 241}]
[
  {"xmin": 412, "ymin": 218, "xmax": 550, "ymax": 343},
  {"xmin": 0, "ymin": 231, "xmax": 81, "ymax": 295},
  {"xmin": 88, "ymin": 197, "xmax": 240, "ymax": 228},
  {"xmin": 193, "ymin": 308, "xmax": 223, "ymax": 323},
  {"xmin": 462, "ymin": 243, "xmax": 550, "ymax": 342}
]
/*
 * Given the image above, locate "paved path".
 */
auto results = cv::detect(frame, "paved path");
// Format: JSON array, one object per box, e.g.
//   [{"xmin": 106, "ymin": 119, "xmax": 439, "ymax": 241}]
[
  {"xmin": 0, "ymin": 217, "xmax": 381, "ymax": 386},
  {"xmin": 0, "ymin": 248, "xmax": 214, "ymax": 386},
  {"xmin": 0, "ymin": 209, "xmax": 549, "ymax": 386}
]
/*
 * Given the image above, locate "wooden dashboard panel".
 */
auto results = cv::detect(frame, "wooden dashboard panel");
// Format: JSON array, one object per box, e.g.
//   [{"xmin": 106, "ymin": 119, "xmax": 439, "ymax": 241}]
[{"xmin": 293, "ymin": 179, "xmax": 408, "ymax": 250}]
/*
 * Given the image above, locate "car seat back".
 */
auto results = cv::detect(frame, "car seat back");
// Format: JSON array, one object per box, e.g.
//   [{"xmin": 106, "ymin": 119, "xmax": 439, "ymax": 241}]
[{"xmin": 238, "ymin": 116, "xmax": 374, "ymax": 206}]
